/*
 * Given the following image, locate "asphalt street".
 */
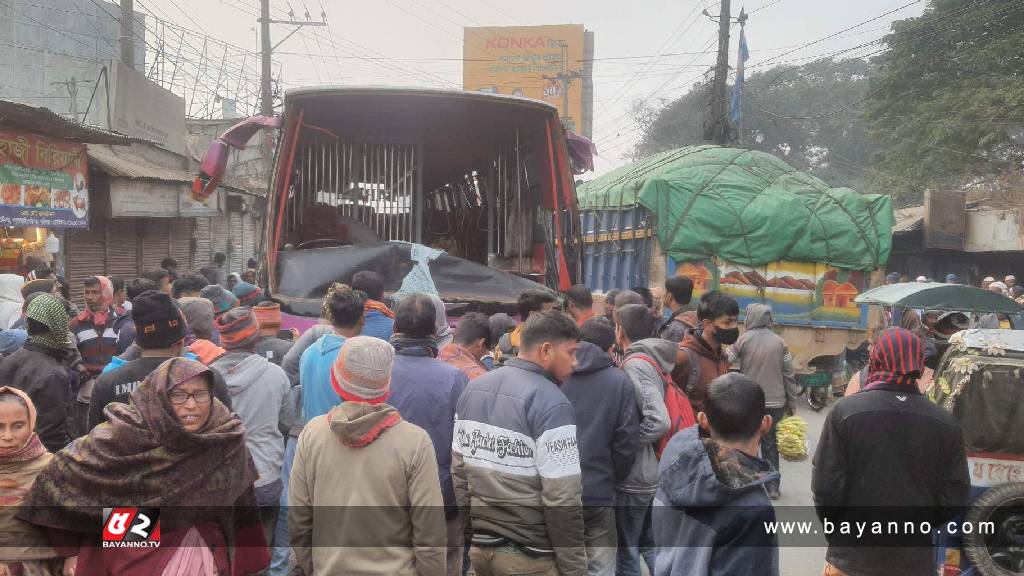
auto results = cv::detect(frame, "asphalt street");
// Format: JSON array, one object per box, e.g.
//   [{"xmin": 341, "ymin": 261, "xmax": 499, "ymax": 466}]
[{"xmin": 777, "ymin": 398, "xmax": 832, "ymax": 576}]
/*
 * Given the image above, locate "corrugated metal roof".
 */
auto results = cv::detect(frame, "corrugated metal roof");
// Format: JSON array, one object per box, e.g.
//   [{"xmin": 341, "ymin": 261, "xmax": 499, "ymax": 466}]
[
  {"xmin": 0, "ymin": 100, "xmax": 145, "ymax": 145},
  {"xmin": 87, "ymin": 144, "xmax": 194, "ymax": 183},
  {"xmin": 893, "ymin": 206, "xmax": 924, "ymax": 234}
]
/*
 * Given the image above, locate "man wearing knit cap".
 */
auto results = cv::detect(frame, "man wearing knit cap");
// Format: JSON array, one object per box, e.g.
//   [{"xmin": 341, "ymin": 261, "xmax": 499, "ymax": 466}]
[
  {"xmin": 253, "ymin": 301, "xmax": 293, "ymax": 366},
  {"xmin": 177, "ymin": 297, "xmax": 220, "ymax": 345},
  {"xmin": 388, "ymin": 293, "xmax": 468, "ymax": 576},
  {"xmin": 232, "ymin": 280, "xmax": 265, "ymax": 306},
  {"xmin": 202, "ymin": 284, "xmax": 239, "ymax": 319},
  {"xmin": 289, "ymin": 336, "xmax": 446, "ymax": 576},
  {"xmin": 89, "ymin": 291, "xmax": 231, "ymax": 429},
  {"xmin": 211, "ymin": 306, "xmax": 292, "ymax": 542}
]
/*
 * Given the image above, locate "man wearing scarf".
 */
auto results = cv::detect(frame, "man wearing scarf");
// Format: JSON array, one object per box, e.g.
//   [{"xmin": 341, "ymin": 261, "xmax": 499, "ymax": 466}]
[
  {"xmin": 812, "ymin": 328, "xmax": 970, "ymax": 576},
  {"xmin": 387, "ymin": 293, "xmax": 468, "ymax": 576},
  {"xmin": 0, "ymin": 294, "xmax": 76, "ymax": 451},
  {"xmin": 70, "ymin": 276, "xmax": 124, "ymax": 380},
  {"xmin": 352, "ymin": 270, "xmax": 395, "ymax": 341}
]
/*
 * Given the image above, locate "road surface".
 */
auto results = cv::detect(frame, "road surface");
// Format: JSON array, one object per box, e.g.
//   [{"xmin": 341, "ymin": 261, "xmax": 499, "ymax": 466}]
[{"xmin": 778, "ymin": 398, "xmax": 832, "ymax": 576}]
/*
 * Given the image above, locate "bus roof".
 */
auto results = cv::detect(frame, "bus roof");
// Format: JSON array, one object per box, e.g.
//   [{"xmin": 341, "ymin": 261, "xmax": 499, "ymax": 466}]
[{"xmin": 283, "ymin": 85, "xmax": 561, "ymax": 115}]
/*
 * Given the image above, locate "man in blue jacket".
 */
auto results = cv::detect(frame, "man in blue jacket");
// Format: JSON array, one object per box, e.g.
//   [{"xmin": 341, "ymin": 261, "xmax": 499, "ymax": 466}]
[
  {"xmin": 562, "ymin": 316, "xmax": 639, "ymax": 576},
  {"xmin": 653, "ymin": 373, "xmax": 779, "ymax": 576},
  {"xmin": 352, "ymin": 270, "xmax": 394, "ymax": 341},
  {"xmin": 388, "ymin": 293, "xmax": 468, "ymax": 576}
]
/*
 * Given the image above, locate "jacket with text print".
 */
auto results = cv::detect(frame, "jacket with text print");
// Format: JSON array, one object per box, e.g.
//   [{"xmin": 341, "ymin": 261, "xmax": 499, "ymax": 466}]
[{"xmin": 452, "ymin": 358, "xmax": 587, "ymax": 576}]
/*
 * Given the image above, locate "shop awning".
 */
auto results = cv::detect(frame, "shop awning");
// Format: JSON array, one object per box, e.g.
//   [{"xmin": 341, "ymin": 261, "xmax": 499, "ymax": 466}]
[
  {"xmin": 88, "ymin": 145, "xmax": 238, "ymax": 218},
  {"xmin": 893, "ymin": 206, "xmax": 924, "ymax": 235},
  {"xmin": 0, "ymin": 100, "xmax": 145, "ymax": 146}
]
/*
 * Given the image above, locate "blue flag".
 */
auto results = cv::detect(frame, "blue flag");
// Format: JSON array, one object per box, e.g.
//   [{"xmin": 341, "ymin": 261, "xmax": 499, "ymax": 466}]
[{"xmin": 731, "ymin": 27, "xmax": 749, "ymax": 124}]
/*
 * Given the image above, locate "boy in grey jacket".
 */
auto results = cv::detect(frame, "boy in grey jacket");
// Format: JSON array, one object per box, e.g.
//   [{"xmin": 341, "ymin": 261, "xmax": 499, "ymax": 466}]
[
  {"xmin": 726, "ymin": 303, "xmax": 799, "ymax": 499},
  {"xmin": 614, "ymin": 304, "xmax": 672, "ymax": 576}
]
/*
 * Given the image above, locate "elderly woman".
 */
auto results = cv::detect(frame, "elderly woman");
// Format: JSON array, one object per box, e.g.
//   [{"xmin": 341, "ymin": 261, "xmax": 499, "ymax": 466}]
[
  {"xmin": 18, "ymin": 357, "xmax": 269, "ymax": 575},
  {"xmin": 0, "ymin": 387, "xmax": 68, "ymax": 575}
]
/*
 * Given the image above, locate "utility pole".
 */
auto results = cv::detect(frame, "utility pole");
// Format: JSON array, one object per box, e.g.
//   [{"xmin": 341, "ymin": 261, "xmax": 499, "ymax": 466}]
[
  {"xmin": 120, "ymin": 0, "xmax": 134, "ymax": 69},
  {"xmin": 708, "ymin": 0, "xmax": 732, "ymax": 144},
  {"xmin": 259, "ymin": 0, "xmax": 326, "ymax": 117},
  {"xmin": 543, "ymin": 42, "xmax": 582, "ymax": 132},
  {"xmin": 52, "ymin": 77, "xmax": 93, "ymax": 123}
]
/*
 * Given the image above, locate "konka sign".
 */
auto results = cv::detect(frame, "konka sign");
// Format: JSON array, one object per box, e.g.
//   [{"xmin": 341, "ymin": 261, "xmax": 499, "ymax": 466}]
[{"xmin": 463, "ymin": 24, "xmax": 587, "ymax": 130}]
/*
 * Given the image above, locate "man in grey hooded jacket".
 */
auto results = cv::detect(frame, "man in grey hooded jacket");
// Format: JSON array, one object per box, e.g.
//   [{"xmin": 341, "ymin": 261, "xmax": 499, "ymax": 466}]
[
  {"xmin": 726, "ymin": 303, "xmax": 799, "ymax": 499},
  {"xmin": 614, "ymin": 304, "xmax": 672, "ymax": 576}
]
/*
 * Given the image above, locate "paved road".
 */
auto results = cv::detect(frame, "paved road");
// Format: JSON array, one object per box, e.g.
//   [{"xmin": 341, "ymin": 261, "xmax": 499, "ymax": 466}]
[{"xmin": 778, "ymin": 398, "xmax": 832, "ymax": 576}]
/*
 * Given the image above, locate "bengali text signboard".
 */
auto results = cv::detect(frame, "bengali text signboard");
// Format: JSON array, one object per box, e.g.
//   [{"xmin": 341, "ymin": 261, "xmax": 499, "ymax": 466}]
[{"xmin": 0, "ymin": 129, "xmax": 89, "ymax": 229}]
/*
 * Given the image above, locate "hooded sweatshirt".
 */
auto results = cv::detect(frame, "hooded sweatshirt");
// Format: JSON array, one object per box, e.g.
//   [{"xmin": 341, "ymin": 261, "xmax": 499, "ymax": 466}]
[
  {"xmin": 561, "ymin": 342, "xmax": 640, "ymax": 506},
  {"xmin": 210, "ymin": 351, "xmax": 293, "ymax": 492},
  {"xmin": 289, "ymin": 402, "xmax": 446, "ymax": 576},
  {"xmin": 653, "ymin": 426, "xmax": 780, "ymax": 576},
  {"xmin": 299, "ymin": 333, "xmax": 346, "ymax": 423},
  {"xmin": 0, "ymin": 274, "xmax": 24, "ymax": 330},
  {"xmin": 726, "ymin": 304, "xmax": 799, "ymax": 409},
  {"xmin": 617, "ymin": 338, "xmax": 674, "ymax": 495},
  {"xmin": 673, "ymin": 331, "xmax": 729, "ymax": 416}
]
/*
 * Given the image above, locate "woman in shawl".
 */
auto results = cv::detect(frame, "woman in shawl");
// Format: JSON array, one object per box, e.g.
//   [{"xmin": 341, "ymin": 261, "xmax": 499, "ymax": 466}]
[
  {"xmin": 18, "ymin": 357, "xmax": 269, "ymax": 576},
  {"xmin": 0, "ymin": 387, "xmax": 69, "ymax": 576}
]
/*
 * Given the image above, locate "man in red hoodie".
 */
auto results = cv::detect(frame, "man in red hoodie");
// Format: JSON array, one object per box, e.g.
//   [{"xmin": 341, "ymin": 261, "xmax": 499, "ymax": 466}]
[{"xmin": 672, "ymin": 290, "xmax": 737, "ymax": 418}]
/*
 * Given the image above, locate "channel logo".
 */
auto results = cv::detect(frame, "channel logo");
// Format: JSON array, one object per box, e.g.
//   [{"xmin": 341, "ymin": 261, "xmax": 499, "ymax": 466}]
[{"xmin": 101, "ymin": 507, "xmax": 160, "ymax": 548}]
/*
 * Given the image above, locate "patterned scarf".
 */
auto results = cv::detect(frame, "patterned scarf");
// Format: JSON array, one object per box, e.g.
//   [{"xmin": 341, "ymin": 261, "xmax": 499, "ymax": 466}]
[
  {"xmin": 863, "ymin": 327, "xmax": 923, "ymax": 392},
  {"xmin": 17, "ymin": 358, "xmax": 260, "ymax": 538},
  {"xmin": 25, "ymin": 294, "xmax": 71, "ymax": 352},
  {"xmin": 76, "ymin": 275, "xmax": 114, "ymax": 327}
]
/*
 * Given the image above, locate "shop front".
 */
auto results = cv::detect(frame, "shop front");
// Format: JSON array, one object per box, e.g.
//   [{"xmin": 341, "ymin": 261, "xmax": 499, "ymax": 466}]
[{"xmin": 0, "ymin": 127, "xmax": 91, "ymax": 278}]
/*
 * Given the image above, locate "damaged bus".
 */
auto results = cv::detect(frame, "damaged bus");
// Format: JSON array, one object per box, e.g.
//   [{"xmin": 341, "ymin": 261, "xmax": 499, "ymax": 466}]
[{"xmin": 204, "ymin": 87, "xmax": 587, "ymax": 329}]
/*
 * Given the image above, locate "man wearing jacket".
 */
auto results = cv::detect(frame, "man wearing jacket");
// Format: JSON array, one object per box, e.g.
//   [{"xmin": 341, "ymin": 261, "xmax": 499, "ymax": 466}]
[
  {"xmin": 454, "ymin": 311, "xmax": 586, "ymax": 576},
  {"xmin": 0, "ymin": 294, "xmax": 76, "ymax": 451},
  {"xmin": 211, "ymin": 307, "xmax": 293, "ymax": 542},
  {"xmin": 388, "ymin": 293, "xmax": 469, "ymax": 576},
  {"xmin": 562, "ymin": 316, "xmax": 639, "ymax": 576},
  {"xmin": 726, "ymin": 303, "xmax": 799, "ymax": 499},
  {"xmin": 672, "ymin": 291, "xmax": 737, "ymax": 417},
  {"xmin": 289, "ymin": 336, "xmax": 446, "ymax": 576},
  {"xmin": 300, "ymin": 285, "xmax": 366, "ymax": 423},
  {"xmin": 813, "ymin": 328, "xmax": 969, "ymax": 576},
  {"xmin": 352, "ymin": 270, "xmax": 394, "ymax": 341},
  {"xmin": 653, "ymin": 373, "xmax": 780, "ymax": 576},
  {"xmin": 614, "ymin": 304, "xmax": 672, "ymax": 576},
  {"xmin": 658, "ymin": 276, "xmax": 695, "ymax": 343},
  {"xmin": 494, "ymin": 289, "xmax": 559, "ymax": 367},
  {"xmin": 565, "ymin": 284, "xmax": 596, "ymax": 327}
]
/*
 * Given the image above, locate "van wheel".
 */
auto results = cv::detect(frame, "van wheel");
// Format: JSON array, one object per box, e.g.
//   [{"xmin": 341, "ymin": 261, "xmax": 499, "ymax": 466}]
[
  {"xmin": 806, "ymin": 387, "xmax": 829, "ymax": 412},
  {"xmin": 964, "ymin": 482, "xmax": 1024, "ymax": 575}
]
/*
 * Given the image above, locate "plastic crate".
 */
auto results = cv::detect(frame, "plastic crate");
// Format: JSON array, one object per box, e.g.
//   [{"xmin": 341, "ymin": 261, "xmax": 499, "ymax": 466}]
[{"xmin": 798, "ymin": 371, "xmax": 832, "ymax": 388}]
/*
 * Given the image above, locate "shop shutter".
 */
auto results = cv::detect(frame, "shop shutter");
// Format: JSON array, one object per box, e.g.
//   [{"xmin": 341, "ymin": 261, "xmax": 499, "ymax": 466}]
[
  {"xmin": 140, "ymin": 218, "xmax": 171, "ymax": 272},
  {"xmin": 241, "ymin": 213, "xmax": 256, "ymax": 271},
  {"xmin": 194, "ymin": 217, "xmax": 212, "ymax": 269},
  {"xmin": 169, "ymin": 218, "xmax": 194, "ymax": 272},
  {"xmin": 66, "ymin": 219, "xmax": 107, "ymax": 308},
  {"xmin": 105, "ymin": 219, "xmax": 140, "ymax": 281},
  {"xmin": 229, "ymin": 211, "xmax": 243, "ymax": 274},
  {"xmin": 210, "ymin": 214, "xmax": 229, "ymax": 271}
]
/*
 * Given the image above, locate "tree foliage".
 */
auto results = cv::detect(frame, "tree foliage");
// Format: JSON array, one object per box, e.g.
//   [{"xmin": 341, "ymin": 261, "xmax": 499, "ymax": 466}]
[
  {"xmin": 867, "ymin": 0, "xmax": 1024, "ymax": 202},
  {"xmin": 632, "ymin": 58, "xmax": 875, "ymax": 192}
]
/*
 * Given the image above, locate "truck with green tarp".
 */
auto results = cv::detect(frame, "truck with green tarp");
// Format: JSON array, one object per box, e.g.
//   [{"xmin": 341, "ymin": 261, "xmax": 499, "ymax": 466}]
[{"xmin": 576, "ymin": 145, "xmax": 894, "ymax": 373}]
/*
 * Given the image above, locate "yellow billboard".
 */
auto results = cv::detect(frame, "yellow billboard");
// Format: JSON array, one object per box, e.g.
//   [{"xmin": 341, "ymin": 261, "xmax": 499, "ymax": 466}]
[{"xmin": 463, "ymin": 25, "xmax": 587, "ymax": 134}]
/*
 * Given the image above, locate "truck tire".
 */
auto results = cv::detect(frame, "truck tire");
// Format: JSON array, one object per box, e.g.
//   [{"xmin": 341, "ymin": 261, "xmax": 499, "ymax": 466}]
[{"xmin": 963, "ymin": 481, "xmax": 1024, "ymax": 575}]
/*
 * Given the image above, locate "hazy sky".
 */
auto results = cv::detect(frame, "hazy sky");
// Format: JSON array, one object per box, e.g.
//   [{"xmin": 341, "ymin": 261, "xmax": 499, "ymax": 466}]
[{"xmin": 147, "ymin": 0, "xmax": 925, "ymax": 174}]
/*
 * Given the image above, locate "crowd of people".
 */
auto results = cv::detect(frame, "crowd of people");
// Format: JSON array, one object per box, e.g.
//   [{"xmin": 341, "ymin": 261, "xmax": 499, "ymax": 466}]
[{"xmin": 0, "ymin": 258, "xmax": 971, "ymax": 576}]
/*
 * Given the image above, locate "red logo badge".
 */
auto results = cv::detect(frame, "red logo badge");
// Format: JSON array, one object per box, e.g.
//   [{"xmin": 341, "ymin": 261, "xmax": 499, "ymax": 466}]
[{"xmin": 102, "ymin": 508, "xmax": 160, "ymax": 548}]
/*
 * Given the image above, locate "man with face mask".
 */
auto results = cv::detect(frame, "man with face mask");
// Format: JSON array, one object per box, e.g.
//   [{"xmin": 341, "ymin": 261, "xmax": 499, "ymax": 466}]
[{"xmin": 672, "ymin": 290, "xmax": 737, "ymax": 419}]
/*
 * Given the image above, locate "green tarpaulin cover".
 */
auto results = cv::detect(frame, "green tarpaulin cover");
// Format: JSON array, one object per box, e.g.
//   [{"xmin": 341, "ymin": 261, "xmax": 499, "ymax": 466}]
[{"xmin": 577, "ymin": 146, "xmax": 893, "ymax": 270}]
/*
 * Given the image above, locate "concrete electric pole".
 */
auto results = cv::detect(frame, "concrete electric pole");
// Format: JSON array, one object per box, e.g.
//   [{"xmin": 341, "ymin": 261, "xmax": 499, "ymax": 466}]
[
  {"xmin": 543, "ymin": 42, "xmax": 583, "ymax": 131},
  {"xmin": 120, "ymin": 0, "xmax": 134, "ymax": 69},
  {"xmin": 259, "ymin": 0, "xmax": 326, "ymax": 117},
  {"xmin": 708, "ymin": 0, "xmax": 732, "ymax": 144}
]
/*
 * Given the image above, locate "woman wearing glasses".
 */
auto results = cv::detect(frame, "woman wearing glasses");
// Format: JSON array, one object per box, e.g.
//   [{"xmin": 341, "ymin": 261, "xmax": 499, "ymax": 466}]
[{"xmin": 17, "ymin": 357, "xmax": 270, "ymax": 575}]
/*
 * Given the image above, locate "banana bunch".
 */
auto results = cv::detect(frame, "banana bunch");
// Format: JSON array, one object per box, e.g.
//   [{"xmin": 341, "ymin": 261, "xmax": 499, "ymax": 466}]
[{"xmin": 776, "ymin": 416, "xmax": 808, "ymax": 462}]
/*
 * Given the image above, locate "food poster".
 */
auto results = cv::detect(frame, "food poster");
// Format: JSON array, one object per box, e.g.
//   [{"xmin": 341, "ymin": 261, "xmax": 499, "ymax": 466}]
[
  {"xmin": 668, "ymin": 257, "xmax": 867, "ymax": 328},
  {"xmin": 0, "ymin": 130, "xmax": 88, "ymax": 229}
]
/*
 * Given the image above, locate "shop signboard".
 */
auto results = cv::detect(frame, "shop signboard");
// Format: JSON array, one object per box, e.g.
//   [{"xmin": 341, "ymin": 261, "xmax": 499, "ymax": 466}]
[{"xmin": 0, "ymin": 129, "xmax": 89, "ymax": 229}]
